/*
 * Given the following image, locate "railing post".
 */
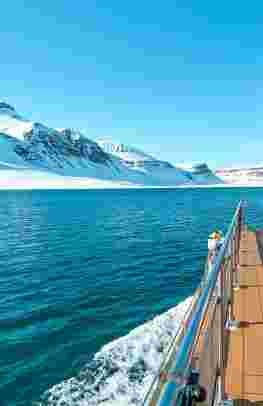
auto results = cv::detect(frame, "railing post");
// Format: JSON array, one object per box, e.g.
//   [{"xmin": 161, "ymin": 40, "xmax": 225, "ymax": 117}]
[
  {"xmin": 233, "ymin": 206, "xmax": 242, "ymax": 288},
  {"xmin": 235, "ymin": 233, "xmax": 238, "ymax": 270},
  {"xmin": 219, "ymin": 263, "xmax": 225, "ymax": 402},
  {"xmin": 233, "ymin": 228, "xmax": 240, "ymax": 290},
  {"xmin": 230, "ymin": 236, "xmax": 234, "ymax": 321},
  {"xmin": 237, "ymin": 206, "xmax": 242, "ymax": 263}
]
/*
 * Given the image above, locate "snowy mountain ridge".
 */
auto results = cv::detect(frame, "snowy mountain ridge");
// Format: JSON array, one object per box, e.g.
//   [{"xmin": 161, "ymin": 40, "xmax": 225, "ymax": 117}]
[
  {"xmin": 216, "ymin": 166, "xmax": 263, "ymax": 184},
  {"xmin": 0, "ymin": 102, "xmax": 222, "ymax": 188}
]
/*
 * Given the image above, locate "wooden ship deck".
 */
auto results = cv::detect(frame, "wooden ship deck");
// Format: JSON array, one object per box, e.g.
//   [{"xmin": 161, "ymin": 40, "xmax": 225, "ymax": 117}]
[{"xmin": 225, "ymin": 229, "xmax": 263, "ymax": 403}]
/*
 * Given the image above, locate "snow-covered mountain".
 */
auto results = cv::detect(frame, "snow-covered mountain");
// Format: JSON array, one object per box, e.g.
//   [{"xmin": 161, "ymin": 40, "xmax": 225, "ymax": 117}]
[
  {"xmin": 97, "ymin": 140, "xmax": 196, "ymax": 185},
  {"xmin": 177, "ymin": 163, "xmax": 222, "ymax": 185},
  {"xmin": 0, "ymin": 102, "xmax": 222, "ymax": 188},
  {"xmin": 216, "ymin": 166, "xmax": 263, "ymax": 185}
]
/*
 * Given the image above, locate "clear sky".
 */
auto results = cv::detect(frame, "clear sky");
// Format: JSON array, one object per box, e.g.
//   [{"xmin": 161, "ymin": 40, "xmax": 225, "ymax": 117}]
[{"xmin": 1, "ymin": 0, "xmax": 262, "ymax": 168}]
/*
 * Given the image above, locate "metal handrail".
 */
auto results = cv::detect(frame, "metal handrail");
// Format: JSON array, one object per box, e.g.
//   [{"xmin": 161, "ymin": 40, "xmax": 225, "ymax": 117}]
[
  {"xmin": 142, "ymin": 289, "xmax": 200, "ymax": 404},
  {"xmin": 144, "ymin": 201, "xmax": 243, "ymax": 406}
]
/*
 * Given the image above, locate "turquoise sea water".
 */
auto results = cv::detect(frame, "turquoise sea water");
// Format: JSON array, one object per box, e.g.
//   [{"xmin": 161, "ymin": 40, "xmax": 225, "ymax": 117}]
[{"xmin": 1, "ymin": 188, "xmax": 263, "ymax": 405}]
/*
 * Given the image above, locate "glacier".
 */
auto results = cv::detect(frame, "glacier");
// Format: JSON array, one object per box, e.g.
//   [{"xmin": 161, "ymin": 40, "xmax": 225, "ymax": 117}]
[{"xmin": 0, "ymin": 102, "xmax": 222, "ymax": 189}]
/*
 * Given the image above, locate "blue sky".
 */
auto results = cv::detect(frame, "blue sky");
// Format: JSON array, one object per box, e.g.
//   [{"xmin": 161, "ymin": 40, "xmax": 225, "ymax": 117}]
[{"xmin": 1, "ymin": 0, "xmax": 262, "ymax": 168}]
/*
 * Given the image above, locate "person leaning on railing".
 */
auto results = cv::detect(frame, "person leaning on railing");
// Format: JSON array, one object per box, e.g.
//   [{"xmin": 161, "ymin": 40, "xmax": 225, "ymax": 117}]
[{"xmin": 207, "ymin": 231, "xmax": 224, "ymax": 268}]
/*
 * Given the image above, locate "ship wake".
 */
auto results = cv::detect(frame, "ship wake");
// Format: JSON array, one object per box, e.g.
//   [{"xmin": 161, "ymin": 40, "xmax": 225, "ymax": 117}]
[{"xmin": 38, "ymin": 297, "xmax": 192, "ymax": 406}]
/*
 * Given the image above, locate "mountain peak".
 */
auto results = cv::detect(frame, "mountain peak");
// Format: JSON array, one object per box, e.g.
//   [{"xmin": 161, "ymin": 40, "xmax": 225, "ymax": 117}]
[
  {"xmin": 0, "ymin": 101, "xmax": 18, "ymax": 118},
  {"xmin": 0, "ymin": 101, "xmax": 16, "ymax": 111}
]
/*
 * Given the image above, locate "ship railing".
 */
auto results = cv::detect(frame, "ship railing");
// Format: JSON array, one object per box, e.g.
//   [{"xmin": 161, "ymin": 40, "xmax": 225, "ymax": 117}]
[{"xmin": 143, "ymin": 201, "xmax": 243, "ymax": 406}]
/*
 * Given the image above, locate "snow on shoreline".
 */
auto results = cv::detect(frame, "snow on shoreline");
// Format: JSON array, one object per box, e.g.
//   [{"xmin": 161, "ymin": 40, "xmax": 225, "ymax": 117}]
[
  {"xmin": 0, "ymin": 170, "xmax": 263, "ymax": 191},
  {"xmin": 38, "ymin": 297, "xmax": 192, "ymax": 406}
]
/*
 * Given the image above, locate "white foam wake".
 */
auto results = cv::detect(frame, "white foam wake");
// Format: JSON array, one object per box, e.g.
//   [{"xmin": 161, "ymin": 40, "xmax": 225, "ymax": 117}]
[{"xmin": 39, "ymin": 297, "xmax": 192, "ymax": 406}]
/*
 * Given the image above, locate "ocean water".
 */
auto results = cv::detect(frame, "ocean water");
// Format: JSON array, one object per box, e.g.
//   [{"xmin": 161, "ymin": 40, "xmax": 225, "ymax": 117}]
[{"xmin": 1, "ymin": 188, "xmax": 263, "ymax": 406}]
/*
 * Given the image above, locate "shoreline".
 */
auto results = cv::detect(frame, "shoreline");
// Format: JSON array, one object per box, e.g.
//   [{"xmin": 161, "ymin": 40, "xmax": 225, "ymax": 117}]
[
  {"xmin": 1, "ymin": 169, "xmax": 263, "ymax": 190},
  {"xmin": 1, "ymin": 180, "xmax": 263, "ymax": 191}
]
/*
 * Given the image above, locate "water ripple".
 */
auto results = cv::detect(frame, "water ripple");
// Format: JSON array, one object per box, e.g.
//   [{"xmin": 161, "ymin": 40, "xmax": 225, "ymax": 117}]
[{"xmin": 0, "ymin": 188, "xmax": 262, "ymax": 405}]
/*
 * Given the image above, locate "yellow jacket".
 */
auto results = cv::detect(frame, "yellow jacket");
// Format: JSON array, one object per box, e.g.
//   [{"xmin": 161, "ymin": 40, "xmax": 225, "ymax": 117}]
[{"xmin": 209, "ymin": 231, "xmax": 221, "ymax": 240}]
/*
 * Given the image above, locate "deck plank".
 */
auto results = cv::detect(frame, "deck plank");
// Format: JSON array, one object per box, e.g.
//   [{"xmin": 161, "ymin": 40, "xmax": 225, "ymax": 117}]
[
  {"xmin": 225, "ymin": 230, "xmax": 263, "ymax": 402},
  {"xmin": 225, "ymin": 328, "xmax": 243, "ymax": 396}
]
